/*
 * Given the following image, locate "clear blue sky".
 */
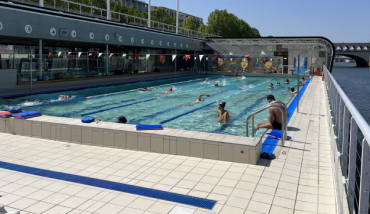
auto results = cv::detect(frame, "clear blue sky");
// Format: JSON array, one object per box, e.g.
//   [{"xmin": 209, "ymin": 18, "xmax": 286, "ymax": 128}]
[{"xmin": 150, "ymin": 0, "xmax": 369, "ymax": 43}]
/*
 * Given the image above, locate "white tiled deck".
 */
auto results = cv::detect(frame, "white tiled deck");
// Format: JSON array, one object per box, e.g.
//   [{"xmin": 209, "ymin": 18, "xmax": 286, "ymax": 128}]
[{"xmin": 0, "ymin": 77, "xmax": 336, "ymax": 214}]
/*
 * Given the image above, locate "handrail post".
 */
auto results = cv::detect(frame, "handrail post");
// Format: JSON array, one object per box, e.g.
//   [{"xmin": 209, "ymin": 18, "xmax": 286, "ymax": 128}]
[{"xmin": 252, "ymin": 115, "xmax": 255, "ymax": 137}]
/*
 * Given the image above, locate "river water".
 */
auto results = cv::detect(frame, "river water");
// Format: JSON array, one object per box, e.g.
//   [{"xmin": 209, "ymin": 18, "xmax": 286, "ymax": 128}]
[{"xmin": 332, "ymin": 62, "xmax": 370, "ymax": 124}]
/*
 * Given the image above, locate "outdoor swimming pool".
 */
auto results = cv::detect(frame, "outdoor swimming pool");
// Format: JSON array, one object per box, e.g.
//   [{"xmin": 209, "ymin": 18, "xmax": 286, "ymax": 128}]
[{"xmin": 0, "ymin": 75, "xmax": 299, "ymax": 138}]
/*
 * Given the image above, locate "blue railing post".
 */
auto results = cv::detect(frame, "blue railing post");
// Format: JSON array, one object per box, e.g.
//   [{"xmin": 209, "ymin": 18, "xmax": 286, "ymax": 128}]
[
  {"xmin": 342, "ymin": 106, "xmax": 350, "ymax": 176},
  {"xmin": 347, "ymin": 117, "xmax": 358, "ymax": 213},
  {"xmin": 358, "ymin": 139, "xmax": 370, "ymax": 214}
]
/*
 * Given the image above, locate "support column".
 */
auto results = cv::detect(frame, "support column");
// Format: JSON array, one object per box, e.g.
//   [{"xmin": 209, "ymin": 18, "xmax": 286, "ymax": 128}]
[
  {"xmin": 106, "ymin": 45, "xmax": 109, "ymax": 74},
  {"xmin": 175, "ymin": 50, "xmax": 177, "ymax": 75},
  {"xmin": 39, "ymin": 40, "xmax": 43, "ymax": 79},
  {"xmin": 148, "ymin": 0, "xmax": 151, "ymax": 28},
  {"xmin": 39, "ymin": 0, "xmax": 44, "ymax": 7},
  {"xmin": 176, "ymin": 0, "xmax": 179, "ymax": 34},
  {"xmin": 107, "ymin": 0, "xmax": 111, "ymax": 20},
  {"xmin": 297, "ymin": 53, "xmax": 300, "ymax": 113}
]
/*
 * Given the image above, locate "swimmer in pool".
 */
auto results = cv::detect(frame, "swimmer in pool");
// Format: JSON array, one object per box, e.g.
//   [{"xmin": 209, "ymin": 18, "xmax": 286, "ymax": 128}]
[
  {"xmin": 214, "ymin": 81, "xmax": 225, "ymax": 87},
  {"xmin": 177, "ymin": 94, "xmax": 211, "ymax": 106},
  {"xmin": 161, "ymin": 88, "xmax": 173, "ymax": 94},
  {"xmin": 58, "ymin": 95, "xmax": 72, "ymax": 100},
  {"xmin": 290, "ymin": 87, "xmax": 298, "ymax": 94},
  {"xmin": 299, "ymin": 81, "xmax": 305, "ymax": 86},
  {"xmin": 217, "ymin": 102, "xmax": 235, "ymax": 123},
  {"xmin": 204, "ymin": 78, "xmax": 210, "ymax": 83},
  {"xmin": 117, "ymin": 116, "xmax": 127, "ymax": 123},
  {"xmin": 269, "ymin": 83, "xmax": 274, "ymax": 89},
  {"xmin": 276, "ymin": 82, "xmax": 281, "ymax": 86},
  {"xmin": 238, "ymin": 86, "xmax": 248, "ymax": 90},
  {"xmin": 138, "ymin": 87, "xmax": 155, "ymax": 91},
  {"xmin": 285, "ymin": 79, "xmax": 290, "ymax": 84}
]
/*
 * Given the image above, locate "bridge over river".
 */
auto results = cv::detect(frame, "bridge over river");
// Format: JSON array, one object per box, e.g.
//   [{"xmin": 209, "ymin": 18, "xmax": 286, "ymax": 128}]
[{"xmin": 334, "ymin": 43, "xmax": 370, "ymax": 67}]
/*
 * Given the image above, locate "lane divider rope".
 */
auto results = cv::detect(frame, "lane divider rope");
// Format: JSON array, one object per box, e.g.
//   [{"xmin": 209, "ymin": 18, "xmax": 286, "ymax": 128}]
[
  {"xmin": 2, "ymin": 76, "xmax": 219, "ymax": 111},
  {"xmin": 159, "ymin": 77, "xmax": 278, "ymax": 124},
  {"xmin": 80, "ymin": 76, "xmax": 250, "ymax": 117}
]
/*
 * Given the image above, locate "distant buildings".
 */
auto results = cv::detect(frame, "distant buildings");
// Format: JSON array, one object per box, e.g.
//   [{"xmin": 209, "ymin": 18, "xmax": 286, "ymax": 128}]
[{"xmin": 117, "ymin": 0, "xmax": 203, "ymax": 27}]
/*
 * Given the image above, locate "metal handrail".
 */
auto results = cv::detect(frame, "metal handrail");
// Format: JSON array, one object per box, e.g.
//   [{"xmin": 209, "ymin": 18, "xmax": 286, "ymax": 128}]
[
  {"xmin": 324, "ymin": 66, "xmax": 370, "ymax": 142},
  {"xmin": 324, "ymin": 65, "xmax": 370, "ymax": 213},
  {"xmin": 49, "ymin": 0, "xmax": 219, "ymax": 38},
  {"xmin": 246, "ymin": 103, "xmax": 287, "ymax": 147}
]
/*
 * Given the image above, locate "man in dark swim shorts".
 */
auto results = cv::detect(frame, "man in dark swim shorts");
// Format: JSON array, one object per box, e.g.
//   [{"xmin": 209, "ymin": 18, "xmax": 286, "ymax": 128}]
[{"xmin": 253, "ymin": 95, "xmax": 289, "ymax": 134}]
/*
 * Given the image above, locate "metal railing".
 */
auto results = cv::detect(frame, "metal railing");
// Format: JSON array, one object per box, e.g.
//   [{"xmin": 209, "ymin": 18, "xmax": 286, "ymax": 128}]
[
  {"xmin": 246, "ymin": 101, "xmax": 288, "ymax": 147},
  {"xmin": 10, "ymin": 0, "xmax": 218, "ymax": 38},
  {"xmin": 324, "ymin": 65, "xmax": 370, "ymax": 214}
]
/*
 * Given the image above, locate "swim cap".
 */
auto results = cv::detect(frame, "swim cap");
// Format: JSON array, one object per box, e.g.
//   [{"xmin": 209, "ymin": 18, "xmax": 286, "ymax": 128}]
[
  {"xmin": 219, "ymin": 102, "xmax": 226, "ymax": 108},
  {"xmin": 169, "ymin": 88, "xmax": 173, "ymax": 91},
  {"xmin": 117, "ymin": 116, "xmax": 127, "ymax": 123}
]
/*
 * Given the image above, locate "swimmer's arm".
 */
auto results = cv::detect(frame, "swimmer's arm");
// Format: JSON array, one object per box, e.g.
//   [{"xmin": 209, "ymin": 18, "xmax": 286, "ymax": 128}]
[
  {"xmin": 200, "ymin": 110, "xmax": 217, "ymax": 114},
  {"xmin": 228, "ymin": 111, "xmax": 236, "ymax": 116}
]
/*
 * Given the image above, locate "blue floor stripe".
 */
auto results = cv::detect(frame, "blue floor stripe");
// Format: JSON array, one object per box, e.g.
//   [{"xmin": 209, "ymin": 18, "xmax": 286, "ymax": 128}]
[
  {"xmin": 261, "ymin": 78, "xmax": 311, "ymax": 155},
  {"xmin": 0, "ymin": 161, "xmax": 216, "ymax": 209}
]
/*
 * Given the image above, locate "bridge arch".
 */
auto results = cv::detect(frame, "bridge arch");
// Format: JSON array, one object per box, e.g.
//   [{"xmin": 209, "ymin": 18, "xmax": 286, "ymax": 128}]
[{"xmin": 336, "ymin": 53, "xmax": 369, "ymax": 67}]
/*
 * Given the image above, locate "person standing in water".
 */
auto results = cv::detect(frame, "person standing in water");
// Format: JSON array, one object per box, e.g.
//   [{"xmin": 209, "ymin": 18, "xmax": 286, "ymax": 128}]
[{"xmin": 217, "ymin": 102, "xmax": 235, "ymax": 123}]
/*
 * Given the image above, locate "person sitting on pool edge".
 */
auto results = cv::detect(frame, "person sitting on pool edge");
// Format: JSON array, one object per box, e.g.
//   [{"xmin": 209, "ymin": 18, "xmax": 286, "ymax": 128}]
[
  {"xmin": 217, "ymin": 102, "xmax": 235, "ymax": 123},
  {"xmin": 117, "ymin": 116, "xmax": 127, "ymax": 123},
  {"xmin": 214, "ymin": 81, "xmax": 225, "ymax": 87},
  {"xmin": 290, "ymin": 87, "xmax": 298, "ymax": 94},
  {"xmin": 253, "ymin": 95, "xmax": 289, "ymax": 134},
  {"xmin": 285, "ymin": 79, "xmax": 290, "ymax": 84}
]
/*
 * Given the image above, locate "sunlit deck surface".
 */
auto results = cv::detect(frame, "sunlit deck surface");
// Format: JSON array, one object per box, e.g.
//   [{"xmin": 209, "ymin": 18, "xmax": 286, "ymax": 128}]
[{"xmin": 0, "ymin": 77, "xmax": 336, "ymax": 214}]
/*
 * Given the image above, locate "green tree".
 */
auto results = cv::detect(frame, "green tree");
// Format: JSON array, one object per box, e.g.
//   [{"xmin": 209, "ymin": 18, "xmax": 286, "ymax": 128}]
[
  {"xmin": 251, "ymin": 27, "xmax": 261, "ymax": 37},
  {"xmin": 205, "ymin": 9, "xmax": 260, "ymax": 37},
  {"xmin": 151, "ymin": 7, "xmax": 168, "ymax": 22},
  {"xmin": 198, "ymin": 23, "xmax": 206, "ymax": 32},
  {"xmin": 182, "ymin": 17, "xmax": 197, "ymax": 31},
  {"xmin": 267, "ymin": 35, "xmax": 273, "ymax": 37}
]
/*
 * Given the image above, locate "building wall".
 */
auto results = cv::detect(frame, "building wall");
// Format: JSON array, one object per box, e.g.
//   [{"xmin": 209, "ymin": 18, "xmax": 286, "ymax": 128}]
[
  {"xmin": 0, "ymin": 6, "xmax": 204, "ymax": 51},
  {"xmin": 0, "ymin": 69, "xmax": 17, "ymax": 90}
]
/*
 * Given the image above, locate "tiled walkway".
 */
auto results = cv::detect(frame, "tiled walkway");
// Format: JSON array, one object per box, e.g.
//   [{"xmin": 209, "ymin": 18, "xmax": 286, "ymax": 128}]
[{"xmin": 0, "ymin": 77, "xmax": 336, "ymax": 214}]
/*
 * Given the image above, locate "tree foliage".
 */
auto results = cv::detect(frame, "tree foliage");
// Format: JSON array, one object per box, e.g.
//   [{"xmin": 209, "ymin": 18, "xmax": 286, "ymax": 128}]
[
  {"xmin": 205, "ymin": 9, "xmax": 260, "ymax": 37},
  {"xmin": 182, "ymin": 17, "xmax": 197, "ymax": 31}
]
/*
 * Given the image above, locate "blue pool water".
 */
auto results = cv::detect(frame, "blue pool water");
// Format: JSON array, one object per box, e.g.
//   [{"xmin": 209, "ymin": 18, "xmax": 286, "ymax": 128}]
[{"xmin": 0, "ymin": 76, "xmax": 299, "ymax": 137}]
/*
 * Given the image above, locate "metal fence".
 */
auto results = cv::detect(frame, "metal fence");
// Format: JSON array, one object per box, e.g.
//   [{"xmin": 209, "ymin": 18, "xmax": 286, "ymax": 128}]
[
  {"xmin": 324, "ymin": 65, "xmax": 370, "ymax": 214},
  {"xmin": 9, "ymin": 0, "xmax": 218, "ymax": 38}
]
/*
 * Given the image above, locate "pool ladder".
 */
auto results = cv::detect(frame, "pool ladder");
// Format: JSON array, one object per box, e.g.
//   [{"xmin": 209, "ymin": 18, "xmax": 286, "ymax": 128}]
[
  {"xmin": 193, "ymin": 67, "xmax": 201, "ymax": 76},
  {"xmin": 246, "ymin": 101, "xmax": 288, "ymax": 147}
]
